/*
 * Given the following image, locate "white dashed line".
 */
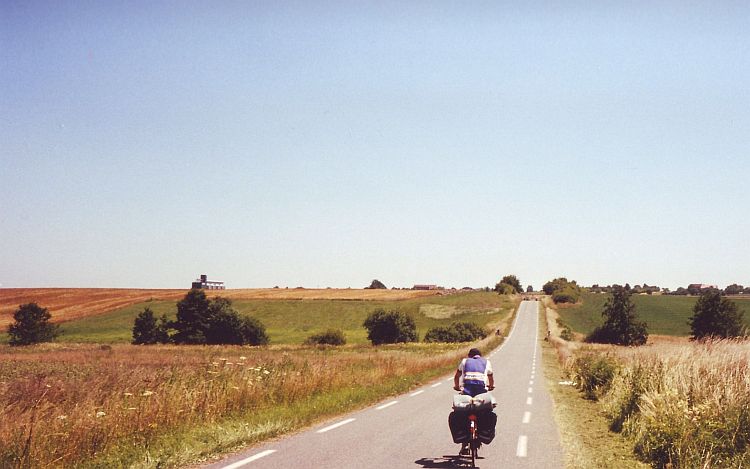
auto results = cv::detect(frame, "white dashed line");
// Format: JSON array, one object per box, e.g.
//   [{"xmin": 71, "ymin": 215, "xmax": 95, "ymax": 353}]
[
  {"xmin": 517, "ymin": 435, "xmax": 528, "ymax": 457},
  {"xmin": 528, "ymin": 387, "xmax": 533, "ymax": 393},
  {"xmin": 431, "ymin": 382, "xmax": 442, "ymax": 388},
  {"xmin": 529, "ymin": 380, "xmax": 534, "ymax": 385},
  {"xmin": 221, "ymin": 450, "xmax": 277, "ymax": 469},
  {"xmin": 523, "ymin": 411, "xmax": 531, "ymax": 424},
  {"xmin": 526, "ymin": 396, "xmax": 533, "ymax": 405},
  {"xmin": 376, "ymin": 401, "xmax": 398, "ymax": 410},
  {"xmin": 316, "ymin": 418, "xmax": 355, "ymax": 433},
  {"xmin": 410, "ymin": 390, "xmax": 425, "ymax": 397}
]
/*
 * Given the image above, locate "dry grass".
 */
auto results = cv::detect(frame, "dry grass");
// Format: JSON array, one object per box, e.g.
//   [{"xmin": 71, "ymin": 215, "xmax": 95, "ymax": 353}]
[
  {"xmin": 600, "ymin": 340, "xmax": 750, "ymax": 468},
  {"xmin": 0, "ymin": 340, "xmax": 478, "ymax": 468},
  {"xmin": 0, "ymin": 288, "xmax": 440, "ymax": 328}
]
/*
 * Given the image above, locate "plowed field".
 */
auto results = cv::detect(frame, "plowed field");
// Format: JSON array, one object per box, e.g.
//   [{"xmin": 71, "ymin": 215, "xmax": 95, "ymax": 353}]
[{"xmin": 0, "ymin": 288, "xmax": 440, "ymax": 327}]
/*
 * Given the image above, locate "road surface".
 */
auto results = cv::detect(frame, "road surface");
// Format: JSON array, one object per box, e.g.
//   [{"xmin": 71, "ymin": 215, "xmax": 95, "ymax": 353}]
[{"xmin": 204, "ymin": 300, "xmax": 563, "ymax": 468}]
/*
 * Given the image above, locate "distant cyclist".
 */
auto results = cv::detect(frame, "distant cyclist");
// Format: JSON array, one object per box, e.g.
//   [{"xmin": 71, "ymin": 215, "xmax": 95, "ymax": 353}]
[{"xmin": 453, "ymin": 347, "xmax": 495, "ymax": 396}]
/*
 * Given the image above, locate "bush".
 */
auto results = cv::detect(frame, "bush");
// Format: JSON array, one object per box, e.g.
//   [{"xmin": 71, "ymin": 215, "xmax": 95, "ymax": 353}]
[
  {"xmin": 132, "ymin": 308, "xmax": 170, "ymax": 344},
  {"xmin": 543, "ymin": 277, "xmax": 582, "ymax": 303},
  {"xmin": 495, "ymin": 275, "xmax": 523, "ymax": 294},
  {"xmin": 365, "ymin": 279, "xmax": 387, "ymax": 289},
  {"xmin": 7, "ymin": 303, "xmax": 59, "ymax": 346},
  {"xmin": 304, "ymin": 329, "xmax": 347, "ymax": 346},
  {"xmin": 689, "ymin": 289, "xmax": 746, "ymax": 340},
  {"xmin": 169, "ymin": 290, "xmax": 268, "ymax": 345},
  {"xmin": 424, "ymin": 322, "xmax": 487, "ymax": 343},
  {"xmin": 363, "ymin": 309, "xmax": 418, "ymax": 345},
  {"xmin": 572, "ymin": 353, "xmax": 619, "ymax": 400}
]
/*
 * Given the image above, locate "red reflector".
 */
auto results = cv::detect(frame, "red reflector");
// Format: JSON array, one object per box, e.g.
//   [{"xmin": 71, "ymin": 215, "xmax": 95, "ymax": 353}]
[{"xmin": 468, "ymin": 414, "xmax": 477, "ymax": 421}]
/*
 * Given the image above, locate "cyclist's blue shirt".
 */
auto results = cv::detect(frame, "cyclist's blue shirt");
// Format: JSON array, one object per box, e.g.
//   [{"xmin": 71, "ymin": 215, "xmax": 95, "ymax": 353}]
[{"xmin": 462, "ymin": 356, "xmax": 488, "ymax": 386}]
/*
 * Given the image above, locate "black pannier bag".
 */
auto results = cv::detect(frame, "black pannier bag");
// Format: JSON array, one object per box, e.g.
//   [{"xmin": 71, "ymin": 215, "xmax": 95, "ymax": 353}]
[
  {"xmin": 448, "ymin": 411, "xmax": 471, "ymax": 443},
  {"xmin": 448, "ymin": 409, "xmax": 497, "ymax": 444},
  {"xmin": 476, "ymin": 410, "xmax": 497, "ymax": 444}
]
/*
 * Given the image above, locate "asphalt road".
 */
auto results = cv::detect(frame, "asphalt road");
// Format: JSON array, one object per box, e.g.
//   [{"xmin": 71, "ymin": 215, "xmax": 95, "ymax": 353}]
[{"xmin": 203, "ymin": 300, "xmax": 563, "ymax": 469}]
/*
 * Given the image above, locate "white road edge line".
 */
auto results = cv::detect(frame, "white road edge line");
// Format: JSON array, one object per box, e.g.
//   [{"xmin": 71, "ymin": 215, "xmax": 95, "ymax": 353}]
[
  {"xmin": 316, "ymin": 418, "xmax": 355, "ymax": 433},
  {"xmin": 410, "ymin": 390, "xmax": 425, "ymax": 397},
  {"xmin": 523, "ymin": 411, "xmax": 531, "ymax": 424},
  {"xmin": 517, "ymin": 435, "xmax": 528, "ymax": 457},
  {"xmin": 221, "ymin": 450, "xmax": 277, "ymax": 469},
  {"xmin": 431, "ymin": 382, "xmax": 442, "ymax": 388},
  {"xmin": 376, "ymin": 401, "xmax": 398, "ymax": 410}
]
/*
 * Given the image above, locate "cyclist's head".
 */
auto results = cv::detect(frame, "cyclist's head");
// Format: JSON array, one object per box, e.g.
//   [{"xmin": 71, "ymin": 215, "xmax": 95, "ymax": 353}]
[{"xmin": 468, "ymin": 348, "xmax": 481, "ymax": 357}]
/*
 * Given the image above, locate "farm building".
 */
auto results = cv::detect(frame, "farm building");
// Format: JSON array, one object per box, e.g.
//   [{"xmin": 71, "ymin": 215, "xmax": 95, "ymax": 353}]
[
  {"xmin": 191, "ymin": 274, "xmax": 225, "ymax": 290},
  {"xmin": 413, "ymin": 284, "xmax": 438, "ymax": 290},
  {"xmin": 687, "ymin": 283, "xmax": 718, "ymax": 291}
]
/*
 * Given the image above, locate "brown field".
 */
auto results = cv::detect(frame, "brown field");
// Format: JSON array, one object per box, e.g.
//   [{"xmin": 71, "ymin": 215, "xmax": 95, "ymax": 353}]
[{"xmin": 0, "ymin": 288, "xmax": 441, "ymax": 328}]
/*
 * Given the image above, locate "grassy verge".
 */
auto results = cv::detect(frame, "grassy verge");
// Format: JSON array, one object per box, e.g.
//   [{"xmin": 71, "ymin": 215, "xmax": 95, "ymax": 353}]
[{"xmin": 539, "ymin": 302, "xmax": 650, "ymax": 469}]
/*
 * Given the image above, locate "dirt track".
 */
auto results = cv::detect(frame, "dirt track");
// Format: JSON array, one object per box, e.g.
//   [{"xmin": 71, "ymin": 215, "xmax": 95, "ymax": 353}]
[{"xmin": 0, "ymin": 288, "xmax": 440, "ymax": 327}]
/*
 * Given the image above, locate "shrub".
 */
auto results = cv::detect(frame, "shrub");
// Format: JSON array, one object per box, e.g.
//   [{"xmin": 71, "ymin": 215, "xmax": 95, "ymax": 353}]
[
  {"xmin": 170, "ymin": 291, "xmax": 268, "ymax": 345},
  {"xmin": 544, "ymin": 277, "xmax": 582, "ymax": 303},
  {"xmin": 7, "ymin": 303, "xmax": 59, "ymax": 346},
  {"xmin": 363, "ymin": 309, "xmax": 418, "ymax": 345},
  {"xmin": 572, "ymin": 353, "xmax": 619, "ymax": 400},
  {"xmin": 495, "ymin": 275, "xmax": 523, "ymax": 294},
  {"xmin": 556, "ymin": 318, "xmax": 573, "ymax": 341},
  {"xmin": 424, "ymin": 322, "xmax": 487, "ymax": 343},
  {"xmin": 365, "ymin": 279, "xmax": 387, "ymax": 289},
  {"xmin": 304, "ymin": 329, "xmax": 347, "ymax": 346},
  {"xmin": 131, "ymin": 308, "xmax": 170, "ymax": 344},
  {"xmin": 689, "ymin": 289, "xmax": 746, "ymax": 339}
]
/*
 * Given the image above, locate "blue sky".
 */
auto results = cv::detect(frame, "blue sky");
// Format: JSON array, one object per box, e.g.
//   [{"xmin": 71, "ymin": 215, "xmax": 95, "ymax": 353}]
[{"xmin": 2, "ymin": 1, "xmax": 748, "ymax": 290}]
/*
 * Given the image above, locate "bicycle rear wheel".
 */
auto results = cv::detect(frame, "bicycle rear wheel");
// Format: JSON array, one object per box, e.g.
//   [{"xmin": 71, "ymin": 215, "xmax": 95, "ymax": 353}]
[{"xmin": 470, "ymin": 440, "xmax": 477, "ymax": 468}]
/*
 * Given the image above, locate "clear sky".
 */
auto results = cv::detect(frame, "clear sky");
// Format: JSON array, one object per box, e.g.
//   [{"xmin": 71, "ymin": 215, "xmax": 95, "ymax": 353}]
[{"xmin": 2, "ymin": 1, "xmax": 748, "ymax": 290}]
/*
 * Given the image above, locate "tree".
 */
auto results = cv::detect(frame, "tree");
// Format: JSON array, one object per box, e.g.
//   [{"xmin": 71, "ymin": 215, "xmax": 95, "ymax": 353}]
[
  {"xmin": 205, "ymin": 301, "xmax": 268, "ymax": 345},
  {"xmin": 688, "ymin": 290, "xmax": 746, "ymax": 340},
  {"xmin": 586, "ymin": 286, "xmax": 648, "ymax": 346},
  {"xmin": 171, "ymin": 290, "xmax": 268, "ymax": 345},
  {"xmin": 543, "ymin": 277, "xmax": 582, "ymax": 304},
  {"xmin": 171, "ymin": 288, "xmax": 212, "ymax": 344},
  {"xmin": 7, "ymin": 303, "xmax": 60, "ymax": 346},
  {"xmin": 724, "ymin": 284, "xmax": 744, "ymax": 295},
  {"xmin": 526, "ymin": 285, "xmax": 534, "ymax": 293},
  {"xmin": 132, "ymin": 307, "xmax": 170, "ymax": 344},
  {"xmin": 363, "ymin": 309, "xmax": 418, "ymax": 345},
  {"xmin": 304, "ymin": 329, "xmax": 346, "ymax": 345},
  {"xmin": 365, "ymin": 279, "xmax": 387, "ymax": 289},
  {"xmin": 424, "ymin": 322, "xmax": 486, "ymax": 343},
  {"xmin": 494, "ymin": 275, "xmax": 523, "ymax": 294}
]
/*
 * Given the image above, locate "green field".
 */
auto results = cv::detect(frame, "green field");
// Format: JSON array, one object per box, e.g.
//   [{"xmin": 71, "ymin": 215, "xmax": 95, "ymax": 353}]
[
  {"xmin": 557, "ymin": 293, "xmax": 750, "ymax": 337},
  {"xmin": 3, "ymin": 291, "xmax": 513, "ymax": 344}
]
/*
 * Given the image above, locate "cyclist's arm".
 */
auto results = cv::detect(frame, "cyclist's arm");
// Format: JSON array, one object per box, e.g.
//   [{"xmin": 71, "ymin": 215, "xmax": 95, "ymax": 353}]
[
  {"xmin": 453, "ymin": 369, "xmax": 462, "ymax": 390},
  {"xmin": 487, "ymin": 372, "xmax": 495, "ymax": 390}
]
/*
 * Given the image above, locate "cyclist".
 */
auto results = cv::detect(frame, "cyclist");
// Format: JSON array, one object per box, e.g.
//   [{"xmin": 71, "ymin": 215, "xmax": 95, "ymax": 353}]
[{"xmin": 453, "ymin": 347, "xmax": 495, "ymax": 455}]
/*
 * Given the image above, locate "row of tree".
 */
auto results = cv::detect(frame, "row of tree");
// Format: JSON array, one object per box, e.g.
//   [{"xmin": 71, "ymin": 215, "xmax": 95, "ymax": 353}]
[{"xmin": 590, "ymin": 283, "xmax": 750, "ymax": 296}]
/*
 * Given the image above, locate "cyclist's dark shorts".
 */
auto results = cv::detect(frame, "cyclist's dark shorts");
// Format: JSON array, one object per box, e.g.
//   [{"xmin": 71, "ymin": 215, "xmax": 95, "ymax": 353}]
[{"xmin": 462, "ymin": 383, "xmax": 487, "ymax": 397}]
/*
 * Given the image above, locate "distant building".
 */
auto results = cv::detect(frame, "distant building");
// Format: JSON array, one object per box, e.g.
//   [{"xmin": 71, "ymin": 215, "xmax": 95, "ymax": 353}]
[
  {"xmin": 191, "ymin": 274, "xmax": 225, "ymax": 290},
  {"xmin": 413, "ymin": 284, "xmax": 438, "ymax": 290},
  {"xmin": 687, "ymin": 283, "xmax": 718, "ymax": 291}
]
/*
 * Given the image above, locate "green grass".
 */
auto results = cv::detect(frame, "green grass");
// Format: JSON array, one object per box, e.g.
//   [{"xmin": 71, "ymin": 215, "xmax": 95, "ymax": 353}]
[
  {"xmin": 558, "ymin": 293, "xmax": 750, "ymax": 337},
  {"xmin": 9, "ymin": 291, "xmax": 512, "ymax": 344}
]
